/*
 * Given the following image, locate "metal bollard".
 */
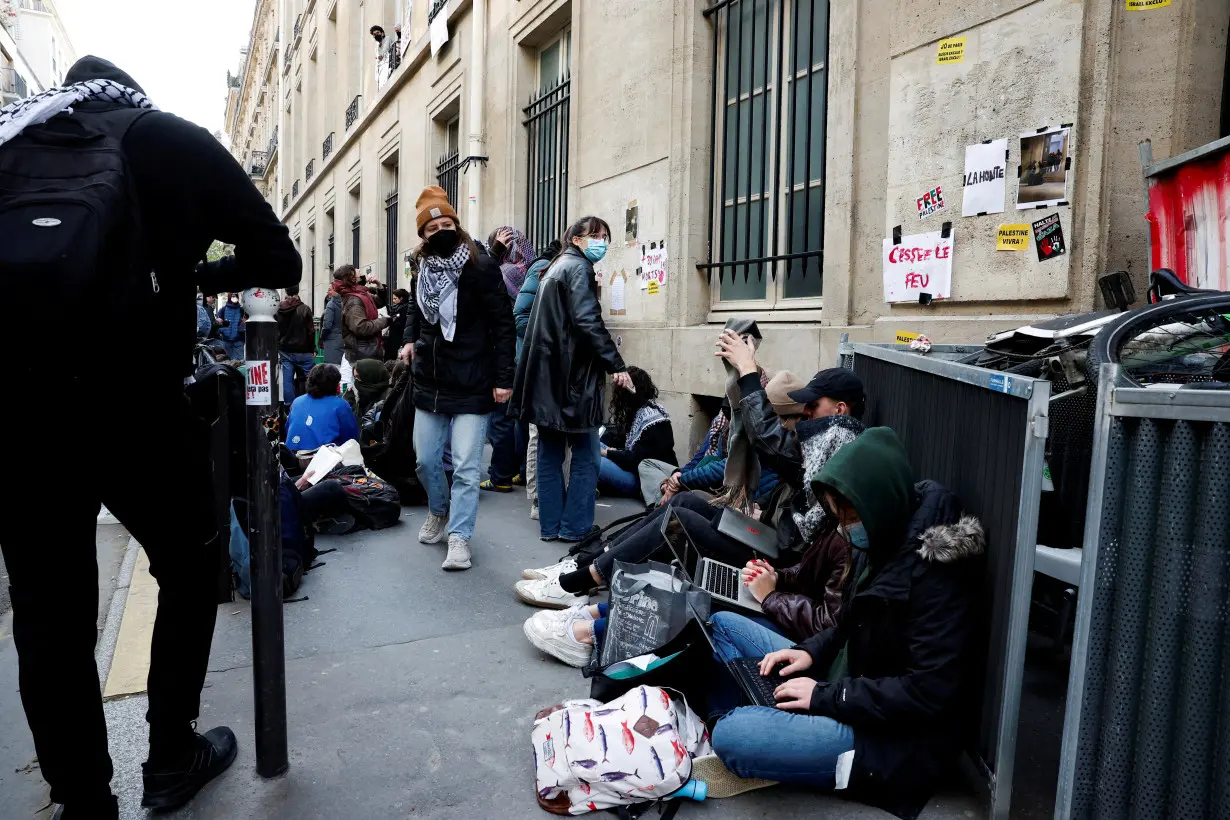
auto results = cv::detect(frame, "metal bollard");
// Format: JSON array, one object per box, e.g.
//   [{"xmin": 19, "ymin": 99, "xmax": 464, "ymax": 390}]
[{"xmin": 240, "ymin": 287, "xmax": 289, "ymax": 778}]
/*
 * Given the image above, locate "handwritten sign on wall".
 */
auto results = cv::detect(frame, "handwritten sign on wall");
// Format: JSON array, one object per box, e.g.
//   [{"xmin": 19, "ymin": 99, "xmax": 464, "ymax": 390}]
[{"xmin": 882, "ymin": 229, "xmax": 954, "ymax": 303}]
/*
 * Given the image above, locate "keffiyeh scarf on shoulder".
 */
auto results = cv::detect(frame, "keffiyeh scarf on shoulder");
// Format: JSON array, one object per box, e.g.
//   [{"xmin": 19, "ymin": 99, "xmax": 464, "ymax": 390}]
[
  {"xmin": 416, "ymin": 241, "xmax": 471, "ymax": 342},
  {"xmin": 625, "ymin": 402, "xmax": 670, "ymax": 451},
  {"xmin": 0, "ymin": 79, "xmax": 156, "ymax": 149},
  {"xmin": 702, "ymin": 412, "xmax": 730, "ymax": 458}
]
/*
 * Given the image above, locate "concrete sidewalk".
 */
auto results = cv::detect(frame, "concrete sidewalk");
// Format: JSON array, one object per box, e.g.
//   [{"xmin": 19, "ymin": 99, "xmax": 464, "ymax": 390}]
[{"xmin": 85, "ymin": 491, "xmax": 982, "ymax": 818}]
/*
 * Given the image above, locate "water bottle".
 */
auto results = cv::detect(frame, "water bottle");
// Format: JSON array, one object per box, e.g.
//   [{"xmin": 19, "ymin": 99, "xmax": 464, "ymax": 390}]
[{"xmin": 673, "ymin": 780, "xmax": 708, "ymax": 801}]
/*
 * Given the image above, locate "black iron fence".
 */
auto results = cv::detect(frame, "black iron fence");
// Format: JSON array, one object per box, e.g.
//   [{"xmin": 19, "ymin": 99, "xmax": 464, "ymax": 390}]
[
  {"xmin": 305, "ymin": 159, "xmax": 314, "ymax": 183},
  {"xmin": 346, "ymin": 95, "xmax": 362, "ymax": 130},
  {"xmin": 436, "ymin": 149, "xmax": 460, "ymax": 211},
  {"xmin": 385, "ymin": 190, "xmax": 399, "ymax": 288},
  {"xmin": 699, "ymin": 0, "xmax": 829, "ymax": 287},
  {"xmin": 322, "ymin": 132, "xmax": 334, "ymax": 162},
  {"xmin": 523, "ymin": 77, "xmax": 571, "ymax": 253}
]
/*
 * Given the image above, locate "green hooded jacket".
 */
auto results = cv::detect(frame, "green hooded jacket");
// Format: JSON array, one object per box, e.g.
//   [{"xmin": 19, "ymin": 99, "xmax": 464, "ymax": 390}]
[{"xmin": 813, "ymin": 426, "xmax": 915, "ymax": 554}]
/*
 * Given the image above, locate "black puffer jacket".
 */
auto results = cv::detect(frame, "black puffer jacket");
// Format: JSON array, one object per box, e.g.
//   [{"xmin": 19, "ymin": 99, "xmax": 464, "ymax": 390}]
[
  {"xmin": 798, "ymin": 429, "xmax": 985, "ymax": 795},
  {"xmin": 402, "ymin": 245, "xmax": 515, "ymax": 416},
  {"xmin": 508, "ymin": 245, "xmax": 626, "ymax": 432}
]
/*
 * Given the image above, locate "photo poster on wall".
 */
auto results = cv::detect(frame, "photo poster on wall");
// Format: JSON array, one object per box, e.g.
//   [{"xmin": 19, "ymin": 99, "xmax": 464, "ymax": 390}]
[
  {"xmin": 882, "ymin": 225, "xmax": 954, "ymax": 303},
  {"xmin": 1017, "ymin": 126, "xmax": 1073, "ymax": 210},
  {"xmin": 962, "ymin": 138, "xmax": 1008, "ymax": 216}
]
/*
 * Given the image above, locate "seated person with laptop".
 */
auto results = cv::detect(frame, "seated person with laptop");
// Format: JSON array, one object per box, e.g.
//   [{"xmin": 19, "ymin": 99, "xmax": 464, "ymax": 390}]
[{"xmin": 696, "ymin": 427, "xmax": 987, "ymax": 802}]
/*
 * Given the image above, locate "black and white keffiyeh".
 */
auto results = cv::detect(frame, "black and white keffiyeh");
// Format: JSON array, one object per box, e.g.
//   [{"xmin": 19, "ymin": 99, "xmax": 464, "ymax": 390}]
[
  {"xmin": 0, "ymin": 79, "xmax": 156, "ymax": 149},
  {"xmin": 625, "ymin": 402, "xmax": 670, "ymax": 451},
  {"xmin": 416, "ymin": 241, "xmax": 471, "ymax": 342}
]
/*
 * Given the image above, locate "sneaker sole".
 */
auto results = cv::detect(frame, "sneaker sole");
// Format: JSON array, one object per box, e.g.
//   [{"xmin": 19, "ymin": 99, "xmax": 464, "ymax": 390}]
[
  {"xmin": 442, "ymin": 562, "xmax": 472, "ymax": 570},
  {"xmin": 141, "ymin": 741, "xmax": 239, "ymax": 812},
  {"xmin": 522, "ymin": 619, "xmax": 591, "ymax": 668},
  {"xmin": 514, "ymin": 585, "xmax": 580, "ymax": 610},
  {"xmin": 480, "ymin": 485, "xmax": 514, "ymax": 493},
  {"xmin": 419, "ymin": 532, "xmax": 447, "ymax": 545},
  {"xmin": 521, "ymin": 570, "xmax": 547, "ymax": 580},
  {"xmin": 689, "ymin": 754, "xmax": 778, "ymax": 799}
]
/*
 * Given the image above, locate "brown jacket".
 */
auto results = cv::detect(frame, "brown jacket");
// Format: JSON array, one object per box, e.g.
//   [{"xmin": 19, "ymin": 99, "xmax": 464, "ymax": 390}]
[
  {"xmin": 341, "ymin": 294, "xmax": 389, "ymax": 363},
  {"xmin": 759, "ymin": 525, "xmax": 849, "ymax": 643}
]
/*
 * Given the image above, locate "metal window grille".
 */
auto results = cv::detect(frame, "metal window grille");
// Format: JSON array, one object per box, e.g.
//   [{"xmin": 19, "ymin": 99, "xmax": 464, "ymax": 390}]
[
  {"xmin": 282, "ymin": 193, "xmax": 289, "ymax": 211},
  {"xmin": 346, "ymin": 95, "xmax": 362, "ymax": 130},
  {"xmin": 305, "ymin": 159, "xmax": 314, "ymax": 182},
  {"xmin": 310, "ymin": 247, "xmax": 316, "ymax": 308},
  {"xmin": 385, "ymin": 190, "xmax": 399, "ymax": 288},
  {"xmin": 322, "ymin": 132, "xmax": 334, "ymax": 161},
  {"xmin": 352, "ymin": 216, "xmax": 360, "ymax": 268},
  {"xmin": 292, "ymin": 179, "xmax": 299, "ymax": 198},
  {"xmin": 436, "ymin": 149, "xmax": 460, "ymax": 210},
  {"xmin": 700, "ymin": 0, "xmax": 829, "ymax": 292},
  {"xmin": 523, "ymin": 76, "xmax": 571, "ymax": 253},
  {"xmin": 293, "ymin": 13, "xmax": 302, "ymax": 39},
  {"xmin": 328, "ymin": 233, "xmax": 335, "ymax": 270}
]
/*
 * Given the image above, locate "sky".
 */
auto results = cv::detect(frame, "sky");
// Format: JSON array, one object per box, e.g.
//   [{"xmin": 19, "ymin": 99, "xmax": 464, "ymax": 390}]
[{"xmin": 54, "ymin": 0, "xmax": 257, "ymax": 134}]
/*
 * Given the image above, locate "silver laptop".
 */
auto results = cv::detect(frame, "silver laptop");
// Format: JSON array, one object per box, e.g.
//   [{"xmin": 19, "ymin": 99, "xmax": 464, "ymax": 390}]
[
  {"xmin": 716, "ymin": 507, "xmax": 780, "ymax": 559},
  {"xmin": 660, "ymin": 507, "xmax": 763, "ymax": 614}
]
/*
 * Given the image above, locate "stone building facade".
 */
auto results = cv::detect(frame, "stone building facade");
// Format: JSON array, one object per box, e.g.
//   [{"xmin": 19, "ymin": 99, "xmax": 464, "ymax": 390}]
[{"xmin": 227, "ymin": 0, "xmax": 1230, "ymax": 445}]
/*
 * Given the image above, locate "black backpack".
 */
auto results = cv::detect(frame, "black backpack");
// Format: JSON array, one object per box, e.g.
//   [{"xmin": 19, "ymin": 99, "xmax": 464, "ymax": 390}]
[{"xmin": 0, "ymin": 106, "xmax": 161, "ymax": 346}]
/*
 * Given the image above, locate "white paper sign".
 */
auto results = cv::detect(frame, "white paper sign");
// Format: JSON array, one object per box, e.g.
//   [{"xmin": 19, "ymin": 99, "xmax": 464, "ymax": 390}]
[
  {"xmin": 641, "ymin": 245, "xmax": 668, "ymax": 286},
  {"xmin": 429, "ymin": 2, "xmax": 450, "ymax": 55},
  {"xmin": 246, "ymin": 360, "xmax": 273, "ymax": 406},
  {"xmin": 961, "ymin": 139, "xmax": 1008, "ymax": 217},
  {"xmin": 882, "ymin": 230, "xmax": 954, "ymax": 303},
  {"xmin": 610, "ymin": 275, "xmax": 626, "ymax": 313}
]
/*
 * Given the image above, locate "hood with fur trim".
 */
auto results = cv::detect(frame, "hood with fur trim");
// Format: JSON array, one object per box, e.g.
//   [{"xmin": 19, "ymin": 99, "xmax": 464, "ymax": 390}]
[{"xmin": 917, "ymin": 514, "xmax": 985, "ymax": 563}]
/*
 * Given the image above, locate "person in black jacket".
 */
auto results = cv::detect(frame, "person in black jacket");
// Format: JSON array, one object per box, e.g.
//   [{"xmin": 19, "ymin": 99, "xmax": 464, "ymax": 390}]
[
  {"xmin": 598, "ymin": 366, "xmax": 678, "ymax": 498},
  {"xmin": 398, "ymin": 186, "xmax": 515, "ymax": 571},
  {"xmin": 0, "ymin": 56, "xmax": 299, "ymax": 819},
  {"xmin": 384, "ymin": 288, "xmax": 410, "ymax": 361},
  {"xmin": 276, "ymin": 284, "xmax": 317, "ymax": 403},
  {"xmin": 697, "ymin": 427, "xmax": 985, "ymax": 803},
  {"xmin": 508, "ymin": 216, "xmax": 633, "ymax": 542}
]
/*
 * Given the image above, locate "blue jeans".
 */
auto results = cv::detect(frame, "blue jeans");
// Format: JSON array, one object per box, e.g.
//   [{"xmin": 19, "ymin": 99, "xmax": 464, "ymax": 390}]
[
  {"xmin": 221, "ymin": 339, "xmax": 245, "ymax": 361},
  {"xmin": 707, "ymin": 611, "xmax": 795, "ymax": 717},
  {"xmin": 707, "ymin": 612, "xmax": 856, "ymax": 788},
  {"xmin": 281, "ymin": 352, "xmax": 316, "ymax": 403},
  {"xmin": 536, "ymin": 428, "xmax": 600, "ymax": 540},
  {"xmin": 597, "ymin": 457, "xmax": 641, "ymax": 498},
  {"xmin": 413, "ymin": 410, "xmax": 488, "ymax": 541}
]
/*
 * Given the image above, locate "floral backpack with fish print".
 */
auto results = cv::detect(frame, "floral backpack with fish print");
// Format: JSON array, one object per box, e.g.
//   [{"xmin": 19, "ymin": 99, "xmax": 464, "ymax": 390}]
[{"xmin": 532, "ymin": 685, "xmax": 712, "ymax": 815}]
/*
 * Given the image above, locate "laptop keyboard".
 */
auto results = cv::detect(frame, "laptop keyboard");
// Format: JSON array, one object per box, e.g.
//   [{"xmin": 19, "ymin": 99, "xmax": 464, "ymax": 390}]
[
  {"xmin": 706, "ymin": 562, "xmax": 741, "ymax": 602},
  {"xmin": 732, "ymin": 658, "xmax": 782, "ymax": 708}
]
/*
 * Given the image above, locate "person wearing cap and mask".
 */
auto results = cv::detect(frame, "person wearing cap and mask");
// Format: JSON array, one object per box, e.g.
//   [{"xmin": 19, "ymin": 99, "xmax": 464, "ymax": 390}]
[
  {"xmin": 716, "ymin": 329, "xmax": 865, "ymax": 489},
  {"xmin": 399, "ymin": 186, "xmax": 515, "ymax": 571},
  {"xmin": 0, "ymin": 56, "xmax": 300, "ymax": 818}
]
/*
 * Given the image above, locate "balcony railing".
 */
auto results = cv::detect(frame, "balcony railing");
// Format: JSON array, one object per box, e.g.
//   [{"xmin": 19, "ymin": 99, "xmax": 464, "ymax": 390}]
[
  {"xmin": 427, "ymin": 0, "xmax": 447, "ymax": 23},
  {"xmin": 322, "ymin": 132, "xmax": 334, "ymax": 161},
  {"xmin": 375, "ymin": 39, "xmax": 402, "ymax": 92},
  {"xmin": 283, "ymin": 193, "xmax": 289, "ymax": 211},
  {"xmin": 18, "ymin": 0, "xmax": 51, "ymax": 12},
  {"xmin": 293, "ymin": 13, "xmax": 302, "ymax": 39},
  {"xmin": 345, "ymin": 95, "xmax": 361, "ymax": 130},
  {"xmin": 0, "ymin": 67, "xmax": 28, "ymax": 99},
  {"xmin": 305, "ymin": 159, "xmax": 314, "ymax": 183},
  {"xmin": 271, "ymin": 124, "xmax": 279, "ymax": 150},
  {"xmin": 292, "ymin": 179, "xmax": 300, "ymax": 198},
  {"xmin": 249, "ymin": 150, "xmax": 270, "ymax": 177}
]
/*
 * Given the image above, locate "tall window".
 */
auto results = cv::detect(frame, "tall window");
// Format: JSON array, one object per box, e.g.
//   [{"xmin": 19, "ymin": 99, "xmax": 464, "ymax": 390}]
[
  {"xmin": 352, "ymin": 215, "xmax": 361, "ymax": 268},
  {"xmin": 702, "ymin": 0, "xmax": 828, "ymax": 308},
  {"xmin": 385, "ymin": 162, "xmax": 399, "ymax": 289},
  {"xmin": 436, "ymin": 116, "xmax": 461, "ymax": 207},
  {"xmin": 523, "ymin": 28, "xmax": 571, "ymax": 252}
]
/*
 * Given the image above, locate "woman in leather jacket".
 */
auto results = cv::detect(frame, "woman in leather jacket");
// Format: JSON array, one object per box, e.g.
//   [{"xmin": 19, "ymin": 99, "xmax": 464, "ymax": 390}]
[{"xmin": 508, "ymin": 216, "xmax": 633, "ymax": 542}]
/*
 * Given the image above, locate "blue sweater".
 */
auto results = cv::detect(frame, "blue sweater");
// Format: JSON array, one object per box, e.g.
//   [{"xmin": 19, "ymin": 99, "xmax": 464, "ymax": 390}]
[
  {"xmin": 678, "ymin": 415, "xmax": 779, "ymax": 502},
  {"xmin": 513, "ymin": 258, "xmax": 551, "ymax": 360},
  {"xmin": 286, "ymin": 394, "xmax": 360, "ymax": 451}
]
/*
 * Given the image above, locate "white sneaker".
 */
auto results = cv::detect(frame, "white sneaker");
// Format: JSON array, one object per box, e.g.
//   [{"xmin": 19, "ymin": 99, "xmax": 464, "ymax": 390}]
[
  {"xmin": 442, "ymin": 535, "xmax": 472, "ymax": 571},
  {"xmin": 520, "ymin": 557, "xmax": 578, "ymax": 581},
  {"xmin": 529, "ymin": 500, "xmax": 539, "ymax": 521},
  {"xmin": 532, "ymin": 602, "xmax": 592, "ymax": 630},
  {"xmin": 418, "ymin": 512, "xmax": 448, "ymax": 544},
  {"xmin": 514, "ymin": 577, "xmax": 588, "ymax": 609},
  {"xmin": 523, "ymin": 611, "xmax": 593, "ymax": 667}
]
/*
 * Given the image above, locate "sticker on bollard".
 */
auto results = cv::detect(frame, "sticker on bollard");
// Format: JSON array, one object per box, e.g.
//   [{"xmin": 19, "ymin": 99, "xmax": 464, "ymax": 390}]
[{"xmin": 246, "ymin": 360, "xmax": 273, "ymax": 405}]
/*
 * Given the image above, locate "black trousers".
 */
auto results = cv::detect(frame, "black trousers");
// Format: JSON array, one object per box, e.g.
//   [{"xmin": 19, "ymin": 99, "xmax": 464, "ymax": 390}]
[
  {"xmin": 299, "ymin": 478, "xmax": 351, "ymax": 523},
  {"xmin": 592, "ymin": 492, "xmax": 756, "ymax": 582},
  {"xmin": 0, "ymin": 395, "xmax": 219, "ymax": 807}
]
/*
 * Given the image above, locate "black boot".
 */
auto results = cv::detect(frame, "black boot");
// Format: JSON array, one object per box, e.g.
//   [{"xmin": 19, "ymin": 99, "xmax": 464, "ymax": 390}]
[
  {"xmin": 51, "ymin": 795, "xmax": 119, "ymax": 820},
  {"xmin": 141, "ymin": 726, "xmax": 238, "ymax": 813}
]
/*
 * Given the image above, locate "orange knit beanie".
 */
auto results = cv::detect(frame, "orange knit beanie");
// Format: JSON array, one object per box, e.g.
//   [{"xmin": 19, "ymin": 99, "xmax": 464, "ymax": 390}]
[{"xmin": 415, "ymin": 186, "xmax": 459, "ymax": 235}]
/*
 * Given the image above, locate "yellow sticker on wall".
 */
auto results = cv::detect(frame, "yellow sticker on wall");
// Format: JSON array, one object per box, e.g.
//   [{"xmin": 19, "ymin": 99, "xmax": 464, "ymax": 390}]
[
  {"xmin": 894, "ymin": 330, "xmax": 921, "ymax": 345},
  {"xmin": 647, "ymin": 280, "xmax": 660, "ymax": 295},
  {"xmin": 936, "ymin": 37, "xmax": 966, "ymax": 65},
  {"xmin": 996, "ymin": 224, "xmax": 1031, "ymax": 251},
  {"xmin": 1126, "ymin": 0, "xmax": 1170, "ymax": 9}
]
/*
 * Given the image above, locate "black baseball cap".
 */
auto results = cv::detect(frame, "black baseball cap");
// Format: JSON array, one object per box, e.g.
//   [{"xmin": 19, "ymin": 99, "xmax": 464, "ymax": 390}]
[{"xmin": 788, "ymin": 368, "xmax": 866, "ymax": 413}]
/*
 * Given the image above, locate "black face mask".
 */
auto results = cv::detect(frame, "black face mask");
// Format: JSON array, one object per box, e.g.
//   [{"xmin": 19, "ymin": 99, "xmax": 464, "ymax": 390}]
[{"xmin": 425, "ymin": 229, "xmax": 459, "ymax": 256}]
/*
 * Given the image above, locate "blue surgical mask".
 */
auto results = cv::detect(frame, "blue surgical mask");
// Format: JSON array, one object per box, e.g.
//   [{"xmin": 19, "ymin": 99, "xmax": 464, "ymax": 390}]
[
  {"xmin": 842, "ymin": 522, "xmax": 870, "ymax": 551},
  {"xmin": 583, "ymin": 238, "xmax": 608, "ymax": 263}
]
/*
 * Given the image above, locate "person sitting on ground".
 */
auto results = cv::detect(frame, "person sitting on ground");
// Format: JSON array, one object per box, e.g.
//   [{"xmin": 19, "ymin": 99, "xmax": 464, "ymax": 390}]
[
  {"xmin": 598, "ymin": 366, "xmax": 678, "ymax": 499},
  {"xmin": 286, "ymin": 364, "xmax": 360, "ymax": 452},
  {"xmin": 352, "ymin": 358, "xmax": 390, "ymax": 423},
  {"xmin": 696, "ymin": 427, "xmax": 986, "ymax": 803},
  {"xmin": 717, "ymin": 328, "xmax": 865, "ymax": 489},
  {"xmin": 521, "ymin": 413, "xmax": 862, "ymax": 664},
  {"xmin": 658, "ymin": 402, "xmax": 731, "ymax": 506}
]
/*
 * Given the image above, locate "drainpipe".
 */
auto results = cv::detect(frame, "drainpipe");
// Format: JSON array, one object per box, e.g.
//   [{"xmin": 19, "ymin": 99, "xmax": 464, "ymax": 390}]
[{"xmin": 465, "ymin": 0, "xmax": 486, "ymax": 228}]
